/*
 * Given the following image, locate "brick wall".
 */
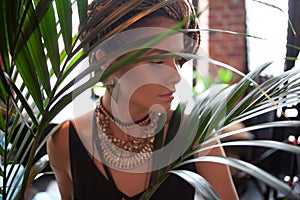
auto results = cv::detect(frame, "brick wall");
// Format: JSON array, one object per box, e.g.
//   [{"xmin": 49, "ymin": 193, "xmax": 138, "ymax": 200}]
[{"xmin": 198, "ymin": 0, "xmax": 247, "ymax": 82}]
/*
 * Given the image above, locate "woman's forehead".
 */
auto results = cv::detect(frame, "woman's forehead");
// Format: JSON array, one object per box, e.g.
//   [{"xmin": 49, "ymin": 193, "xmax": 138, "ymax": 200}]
[
  {"xmin": 128, "ymin": 27, "xmax": 185, "ymax": 53},
  {"xmin": 133, "ymin": 17, "xmax": 185, "ymax": 53},
  {"xmin": 92, "ymin": 27, "xmax": 185, "ymax": 57},
  {"xmin": 150, "ymin": 31, "xmax": 184, "ymax": 53},
  {"xmin": 89, "ymin": 17, "xmax": 186, "ymax": 64}
]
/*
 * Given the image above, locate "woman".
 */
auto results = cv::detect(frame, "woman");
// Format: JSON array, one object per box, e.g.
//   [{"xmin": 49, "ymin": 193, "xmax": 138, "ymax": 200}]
[{"xmin": 47, "ymin": 0, "xmax": 239, "ymax": 199}]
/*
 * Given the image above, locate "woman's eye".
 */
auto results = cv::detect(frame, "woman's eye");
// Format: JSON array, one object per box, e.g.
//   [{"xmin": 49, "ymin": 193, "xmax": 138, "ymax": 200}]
[
  {"xmin": 175, "ymin": 58, "xmax": 184, "ymax": 66},
  {"xmin": 149, "ymin": 60, "xmax": 164, "ymax": 65}
]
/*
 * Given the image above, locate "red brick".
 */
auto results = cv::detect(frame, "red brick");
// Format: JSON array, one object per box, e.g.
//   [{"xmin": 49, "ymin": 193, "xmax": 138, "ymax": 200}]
[{"xmin": 207, "ymin": 0, "xmax": 247, "ymax": 76}]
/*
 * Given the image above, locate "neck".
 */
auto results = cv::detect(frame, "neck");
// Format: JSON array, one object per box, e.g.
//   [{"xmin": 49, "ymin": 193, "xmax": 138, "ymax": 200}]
[{"xmin": 102, "ymin": 93, "xmax": 149, "ymax": 124}]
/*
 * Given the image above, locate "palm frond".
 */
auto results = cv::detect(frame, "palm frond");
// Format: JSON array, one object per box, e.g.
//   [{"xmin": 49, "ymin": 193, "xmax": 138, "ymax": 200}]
[
  {"xmin": 1, "ymin": 0, "xmax": 300, "ymax": 199},
  {"xmin": 177, "ymin": 156, "xmax": 299, "ymax": 199},
  {"xmin": 170, "ymin": 170, "xmax": 220, "ymax": 200},
  {"xmin": 143, "ymin": 57, "xmax": 300, "ymax": 198}
]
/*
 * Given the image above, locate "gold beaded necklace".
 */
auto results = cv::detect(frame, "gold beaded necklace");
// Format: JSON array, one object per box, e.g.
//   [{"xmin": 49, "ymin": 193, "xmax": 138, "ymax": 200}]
[
  {"xmin": 97, "ymin": 97, "xmax": 151, "ymax": 129},
  {"xmin": 95, "ymin": 98, "xmax": 159, "ymax": 169}
]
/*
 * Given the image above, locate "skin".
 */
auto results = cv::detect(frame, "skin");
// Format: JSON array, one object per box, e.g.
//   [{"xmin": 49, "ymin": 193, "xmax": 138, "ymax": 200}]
[{"xmin": 47, "ymin": 16, "xmax": 239, "ymax": 200}]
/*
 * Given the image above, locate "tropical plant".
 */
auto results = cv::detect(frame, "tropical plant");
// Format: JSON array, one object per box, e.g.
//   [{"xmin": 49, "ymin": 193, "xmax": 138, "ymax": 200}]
[{"xmin": 0, "ymin": 0, "xmax": 300, "ymax": 200}]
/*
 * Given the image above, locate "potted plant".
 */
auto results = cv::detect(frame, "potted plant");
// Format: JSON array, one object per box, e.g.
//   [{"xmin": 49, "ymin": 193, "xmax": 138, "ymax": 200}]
[{"xmin": 0, "ymin": 0, "xmax": 299, "ymax": 199}]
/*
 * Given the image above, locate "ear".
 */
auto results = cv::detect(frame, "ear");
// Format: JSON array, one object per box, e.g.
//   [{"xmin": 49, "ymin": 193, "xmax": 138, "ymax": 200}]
[
  {"xmin": 90, "ymin": 49, "xmax": 113, "ymax": 71},
  {"xmin": 95, "ymin": 49, "xmax": 105, "ymax": 61}
]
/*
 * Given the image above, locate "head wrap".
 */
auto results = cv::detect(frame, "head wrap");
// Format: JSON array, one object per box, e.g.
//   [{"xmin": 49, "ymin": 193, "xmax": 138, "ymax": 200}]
[{"xmin": 79, "ymin": 0, "xmax": 200, "ymax": 54}]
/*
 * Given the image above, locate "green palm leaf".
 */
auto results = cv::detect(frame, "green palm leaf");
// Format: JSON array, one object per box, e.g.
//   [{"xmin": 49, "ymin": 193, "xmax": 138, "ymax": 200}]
[
  {"xmin": 55, "ymin": 0, "xmax": 72, "ymax": 55},
  {"xmin": 142, "ymin": 60, "xmax": 300, "ymax": 199},
  {"xmin": 37, "ymin": 1, "xmax": 60, "ymax": 77},
  {"xmin": 1, "ymin": 0, "xmax": 300, "ymax": 199},
  {"xmin": 178, "ymin": 156, "xmax": 299, "ymax": 199},
  {"xmin": 76, "ymin": 0, "xmax": 88, "ymax": 26},
  {"xmin": 170, "ymin": 170, "xmax": 220, "ymax": 200}
]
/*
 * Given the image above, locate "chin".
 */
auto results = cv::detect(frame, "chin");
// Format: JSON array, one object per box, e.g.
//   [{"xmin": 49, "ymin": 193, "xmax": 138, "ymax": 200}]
[{"xmin": 150, "ymin": 103, "xmax": 171, "ymax": 114}]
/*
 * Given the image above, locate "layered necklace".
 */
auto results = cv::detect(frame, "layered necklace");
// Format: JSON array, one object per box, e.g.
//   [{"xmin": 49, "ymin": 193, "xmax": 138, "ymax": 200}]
[{"xmin": 95, "ymin": 97, "xmax": 159, "ymax": 169}]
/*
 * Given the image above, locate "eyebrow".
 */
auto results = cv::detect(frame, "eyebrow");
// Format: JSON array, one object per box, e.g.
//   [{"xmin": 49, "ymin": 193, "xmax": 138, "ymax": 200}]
[{"xmin": 145, "ymin": 49, "xmax": 169, "ymax": 55}]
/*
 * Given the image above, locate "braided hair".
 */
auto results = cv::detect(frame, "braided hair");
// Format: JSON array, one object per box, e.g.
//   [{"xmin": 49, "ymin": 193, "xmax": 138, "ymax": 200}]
[{"xmin": 79, "ymin": 0, "xmax": 200, "ymax": 54}]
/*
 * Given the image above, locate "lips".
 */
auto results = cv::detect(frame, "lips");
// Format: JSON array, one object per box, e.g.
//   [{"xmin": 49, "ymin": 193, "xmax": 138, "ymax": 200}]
[{"xmin": 157, "ymin": 91, "xmax": 175, "ymax": 102}]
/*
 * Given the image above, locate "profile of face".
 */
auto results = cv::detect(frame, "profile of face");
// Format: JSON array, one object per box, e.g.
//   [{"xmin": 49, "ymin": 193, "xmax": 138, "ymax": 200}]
[{"xmin": 108, "ymin": 16, "xmax": 184, "ymax": 114}]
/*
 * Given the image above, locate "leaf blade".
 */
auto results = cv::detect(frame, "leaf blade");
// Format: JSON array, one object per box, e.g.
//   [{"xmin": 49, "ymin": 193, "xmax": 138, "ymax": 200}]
[{"xmin": 55, "ymin": 0, "xmax": 72, "ymax": 55}]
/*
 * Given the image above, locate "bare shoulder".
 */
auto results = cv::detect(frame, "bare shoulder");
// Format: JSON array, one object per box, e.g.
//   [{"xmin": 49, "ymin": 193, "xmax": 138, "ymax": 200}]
[
  {"xmin": 47, "ymin": 120, "xmax": 71, "ymax": 168},
  {"xmin": 48, "ymin": 110, "xmax": 94, "ymax": 153},
  {"xmin": 50, "ymin": 121, "xmax": 70, "ymax": 144},
  {"xmin": 72, "ymin": 110, "xmax": 94, "ymax": 137}
]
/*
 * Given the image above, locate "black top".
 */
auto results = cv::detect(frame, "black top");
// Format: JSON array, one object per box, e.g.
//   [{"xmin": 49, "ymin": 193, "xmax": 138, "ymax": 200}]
[{"xmin": 69, "ymin": 121, "xmax": 196, "ymax": 200}]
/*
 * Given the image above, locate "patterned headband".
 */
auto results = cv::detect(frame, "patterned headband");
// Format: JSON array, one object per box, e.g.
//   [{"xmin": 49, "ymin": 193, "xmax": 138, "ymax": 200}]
[{"xmin": 80, "ymin": 0, "xmax": 200, "ymax": 54}]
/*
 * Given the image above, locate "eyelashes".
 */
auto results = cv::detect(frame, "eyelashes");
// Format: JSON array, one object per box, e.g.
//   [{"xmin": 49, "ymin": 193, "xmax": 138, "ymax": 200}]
[
  {"xmin": 175, "ymin": 59, "xmax": 183, "ymax": 66},
  {"xmin": 149, "ymin": 60, "xmax": 164, "ymax": 65},
  {"xmin": 147, "ymin": 57, "xmax": 184, "ymax": 67}
]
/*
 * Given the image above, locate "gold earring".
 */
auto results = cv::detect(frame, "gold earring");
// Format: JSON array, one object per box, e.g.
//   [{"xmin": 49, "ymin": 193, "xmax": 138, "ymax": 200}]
[
  {"xmin": 111, "ymin": 82, "xmax": 120, "ymax": 102},
  {"xmin": 106, "ymin": 84, "xmax": 115, "ymax": 96},
  {"xmin": 105, "ymin": 77, "xmax": 120, "ymax": 102}
]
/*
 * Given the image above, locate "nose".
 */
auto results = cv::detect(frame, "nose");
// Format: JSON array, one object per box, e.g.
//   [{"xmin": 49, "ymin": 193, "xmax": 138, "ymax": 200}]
[
  {"xmin": 171, "ymin": 68, "xmax": 181, "ymax": 85},
  {"xmin": 166, "ymin": 58, "xmax": 181, "ymax": 85}
]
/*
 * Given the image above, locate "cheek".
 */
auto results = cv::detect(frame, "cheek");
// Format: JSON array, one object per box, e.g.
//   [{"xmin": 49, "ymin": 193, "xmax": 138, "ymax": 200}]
[
  {"xmin": 130, "ymin": 84, "xmax": 158, "ymax": 100},
  {"xmin": 128, "ymin": 84, "xmax": 172, "ymax": 113},
  {"xmin": 129, "ymin": 84, "xmax": 167, "ymax": 108},
  {"xmin": 124, "ymin": 67, "xmax": 170, "ymax": 86},
  {"xmin": 119, "ymin": 68, "xmax": 161, "ymax": 92}
]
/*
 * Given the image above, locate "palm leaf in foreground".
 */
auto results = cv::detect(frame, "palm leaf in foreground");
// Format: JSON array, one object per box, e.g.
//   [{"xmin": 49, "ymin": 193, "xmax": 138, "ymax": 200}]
[
  {"xmin": 1, "ymin": 0, "xmax": 157, "ymax": 199},
  {"xmin": 170, "ymin": 170, "xmax": 220, "ymax": 200},
  {"xmin": 141, "ymin": 61, "xmax": 300, "ymax": 199},
  {"xmin": 177, "ymin": 156, "xmax": 299, "ymax": 200},
  {"xmin": 1, "ymin": 0, "xmax": 299, "ymax": 199}
]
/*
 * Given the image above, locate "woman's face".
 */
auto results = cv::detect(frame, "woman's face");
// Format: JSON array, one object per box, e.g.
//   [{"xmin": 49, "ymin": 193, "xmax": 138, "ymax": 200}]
[{"xmin": 113, "ymin": 17, "xmax": 184, "ymax": 114}]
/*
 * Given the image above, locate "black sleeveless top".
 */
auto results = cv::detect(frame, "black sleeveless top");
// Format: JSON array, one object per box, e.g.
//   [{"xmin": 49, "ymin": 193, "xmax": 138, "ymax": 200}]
[{"xmin": 69, "ymin": 122, "xmax": 196, "ymax": 200}]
